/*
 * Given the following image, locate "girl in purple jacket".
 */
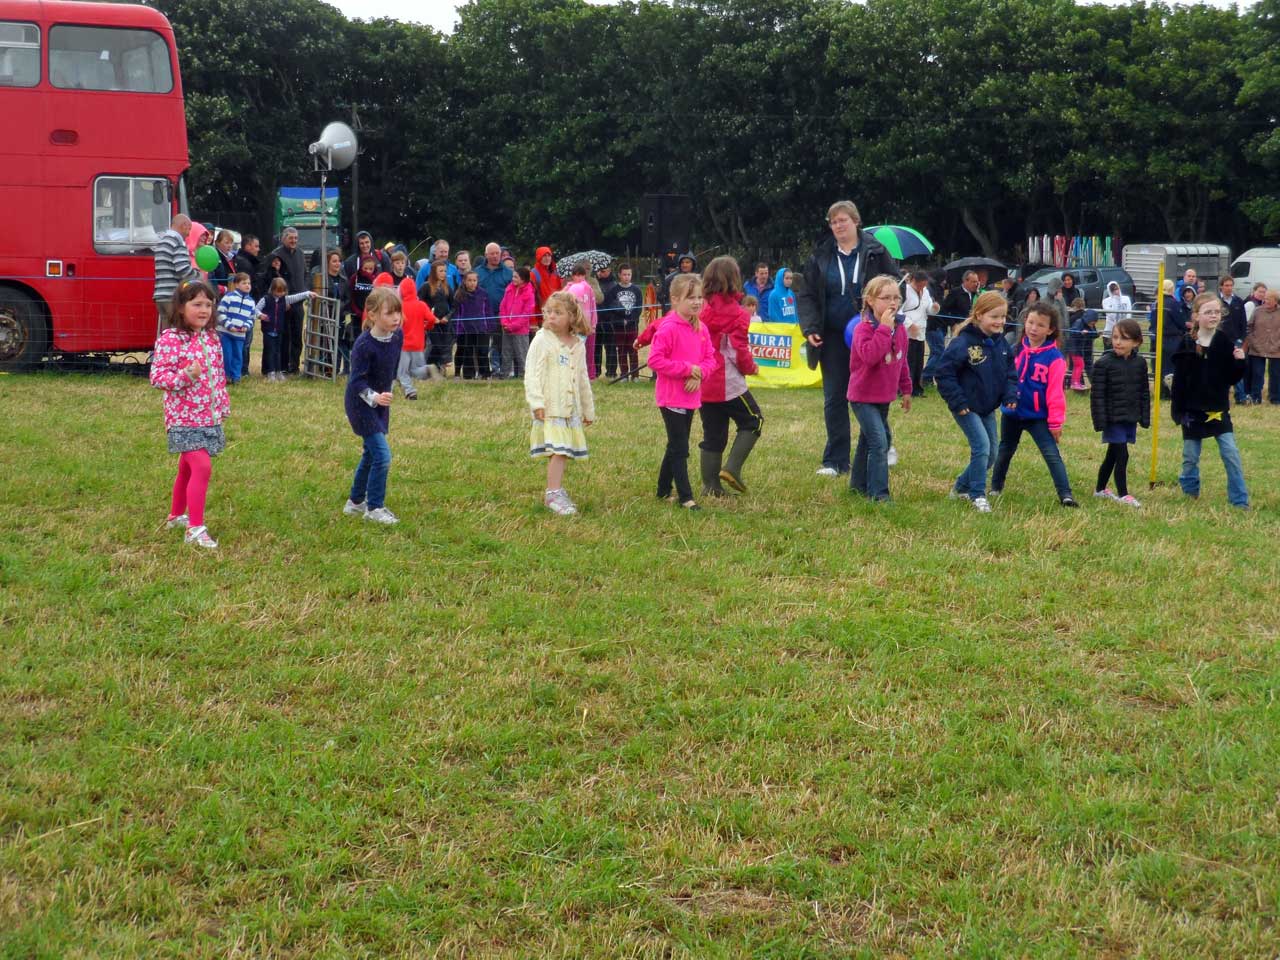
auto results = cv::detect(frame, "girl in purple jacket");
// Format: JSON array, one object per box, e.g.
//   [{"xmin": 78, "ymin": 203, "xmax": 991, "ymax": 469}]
[
  {"xmin": 451, "ymin": 271, "xmax": 493, "ymax": 380},
  {"xmin": 647, "ymin": 273, "xmax": 717, "ymax": 510}
]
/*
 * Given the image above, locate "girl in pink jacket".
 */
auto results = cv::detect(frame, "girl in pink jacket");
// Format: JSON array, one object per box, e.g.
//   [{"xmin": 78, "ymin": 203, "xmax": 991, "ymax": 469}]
[
  {"xmin": 647, "ymin": 273, "xmax": 717, "ymax": 510},
  {"xmin": 149, "ymin": 281, "xmax": 230, "ymax": 549},
  {"xmin": 499, "ymin": 266, "xmax": 536, "ymax": 378},
  {"xmin": 846, "ymin": 275, "xmax": 914, "ymax": 501}
]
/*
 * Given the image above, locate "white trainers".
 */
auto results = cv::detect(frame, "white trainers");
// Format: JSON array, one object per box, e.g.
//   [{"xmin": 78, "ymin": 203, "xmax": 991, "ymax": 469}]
[
  {"xmin": 1094, "ymin": 488, "xmax": 1117, "ymax": 500},
  {"xmin": 1117, "ymin": 494, "xmax": 1142, "ymax": 508},
  {"xmin": 364, "ymin": 507, "xmax": 399, "ymax": 525},
  {"xmin": 947, "ymin": 487, "xmax": 969, "ymax": 501},
  {"xmin": 184, "ymin": 525, "xmax": 218, "ymax": 549},
  {"xmin": 343, "ymin": 499, "xmax": 368, "ymax": 516},
  {"xmin": 544, "ymin": 489, "xmax": 578, "ymax": 516},
  {"xmin": 887, "ymin": 446, "xmax": 898, "ymax": 467},
  {"xmin": 816, "ymin": 466, "xmax": 839, "ymax": 477},
  {"xmin": 165, "ymin": 513, "xmax": 189, "ymax": 530},
  {"xmin": 972, "ymin": 496, "xmax": 992, "ymax": 513}
]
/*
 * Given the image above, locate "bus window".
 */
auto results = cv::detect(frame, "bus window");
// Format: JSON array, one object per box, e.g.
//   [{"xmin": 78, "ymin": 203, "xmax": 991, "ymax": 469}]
[
  {"xmin": 0, "ymin": 21, "xmax": 39, "ymax": 87},
  {"xmin": 49, "ymin": 25, "xmax": 171, "ymax": 93},
  {"xmin": 94, "ymin": 176, "xmax": 169, "ymax": 254}
]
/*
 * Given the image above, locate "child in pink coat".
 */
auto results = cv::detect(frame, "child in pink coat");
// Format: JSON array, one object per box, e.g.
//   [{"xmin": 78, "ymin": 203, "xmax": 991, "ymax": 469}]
[
  {"xmin": 149, "ymin": 281, "xmax": 230, "ymax": 549},
  {"xmin": 647, "ymin": 273, "xmax": 717, "ymax": 509},
  {"xmin": 499, "ymin": 265, "xmax": 536, "ymax": 378},
  {"xmin": 846, "ymin": 275, "xmax": 913, "ymax": 501}
]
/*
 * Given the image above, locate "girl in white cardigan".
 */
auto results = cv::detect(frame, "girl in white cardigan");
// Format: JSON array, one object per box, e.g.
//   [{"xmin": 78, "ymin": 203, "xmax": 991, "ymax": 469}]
[{"xmin": 524, "ymin": 291, "xmax": 596, "ymax": 516}]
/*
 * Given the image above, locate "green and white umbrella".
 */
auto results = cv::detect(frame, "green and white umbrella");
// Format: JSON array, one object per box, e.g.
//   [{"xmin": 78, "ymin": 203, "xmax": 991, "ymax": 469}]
[{"xmin": 863, "ymin": 225, "xmax": 934, "ymax": 260}]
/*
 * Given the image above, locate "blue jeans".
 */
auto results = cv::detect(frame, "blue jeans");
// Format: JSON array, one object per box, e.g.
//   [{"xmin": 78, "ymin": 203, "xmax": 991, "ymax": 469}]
[
  {"xmin": 818, "ymin": 332, "xmax": 852, "ymax": 472},
  {"xmin": 489, "ymin": 333, "xmax": 503, "ymax": 377},
  {"xmin": 1180, "ymin": 433, "xmax": 1248, "ymax": 507},
  {"xmin": 218, "ymin": 333, "xmax": 244, "ymax": 383},
  {"xmin": 850, "ymin": 402, "xmax": 891, "ymax": 500},
  {"xmin": 923, "ymin": 328, "xmax": 946, "ymax": 382},
  {"xmin": 1249, "ymin": 356, "xmax": 1279, "ymax": 403},
  {"xmin": 953, "ymin": 410, "xmax": 999, "ymax": 499},
  {"xmin": 350, "ymin": 432, "xmax": 393, "ymax": 510},
  {"xmin": 990, "ymin": 414, "xmax": 1073, "ymax": 499},
  {"xmin": 261, "ymin": 332, "xmax": 284, "ymax": 375}
]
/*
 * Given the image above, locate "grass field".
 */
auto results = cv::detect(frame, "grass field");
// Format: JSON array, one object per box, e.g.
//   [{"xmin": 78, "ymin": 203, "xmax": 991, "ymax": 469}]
[{"xmin": 2, "ymin": 368, "xmax": 1278, "ymax": 958}]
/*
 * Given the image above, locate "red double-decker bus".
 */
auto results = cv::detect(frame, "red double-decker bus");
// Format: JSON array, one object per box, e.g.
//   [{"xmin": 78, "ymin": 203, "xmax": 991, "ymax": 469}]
[{"xmin": 0, "ymin": 0, "xmax": 188, "ymax": 367}]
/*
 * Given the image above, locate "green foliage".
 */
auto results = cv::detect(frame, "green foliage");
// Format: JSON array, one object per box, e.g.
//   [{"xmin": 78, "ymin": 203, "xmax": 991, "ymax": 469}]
[{"xmin": 162, "ymin": 0, "xmax": 1276, "ymax": 257}]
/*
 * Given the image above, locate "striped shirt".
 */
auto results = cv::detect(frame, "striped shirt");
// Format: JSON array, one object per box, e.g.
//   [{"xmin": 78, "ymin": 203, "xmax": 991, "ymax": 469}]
[
  {"xmin": 152, "ymin": 229, "xmax": 197, "ymax": 302},
  {"xmin": 216, "ymin": 290, "xmax": 258, "ymax": 337}
]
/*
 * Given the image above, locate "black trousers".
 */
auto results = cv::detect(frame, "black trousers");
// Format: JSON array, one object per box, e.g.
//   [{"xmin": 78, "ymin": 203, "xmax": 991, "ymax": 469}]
[
  {"xmin": 428, "ymin": 326, "xmax": 455, "ymax": 367},
  {"xmin": 455, "ymin": 332, "xmax": 487, "ymax": 379},
  {"xmin": 658, "ymin": 407, "xmax": 694, "ymax": 502},
  {"xmin": 698, "ymin": 391, "xmax": 763, "ymax": 453},
  {"xmin": 285, "ymin": 305, "xmax": 304, "ymax": 373},
  {"xmin": 818, "ymin": 331, "xmax": 853, "ymax": 472},
  {"xmin": 907, "ymin": 338, "xmax": 925, "ymax": 395}
]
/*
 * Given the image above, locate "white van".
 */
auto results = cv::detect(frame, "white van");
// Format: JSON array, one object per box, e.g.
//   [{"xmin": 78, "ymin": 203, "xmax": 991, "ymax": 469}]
[{"xmin": 1229, "ymin": 247, "xmax": 1280, "ymax": 293}]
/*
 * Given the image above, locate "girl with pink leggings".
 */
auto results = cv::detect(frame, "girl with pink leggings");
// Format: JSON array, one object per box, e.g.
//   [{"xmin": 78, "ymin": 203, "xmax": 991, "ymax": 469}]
[{"xmin": 150, "ymin": 281, "xmax": 231, "ymax": 549}]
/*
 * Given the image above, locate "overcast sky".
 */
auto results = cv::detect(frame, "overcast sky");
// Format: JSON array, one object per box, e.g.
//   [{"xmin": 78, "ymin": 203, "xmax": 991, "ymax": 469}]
[{"xmin": 325, "ymin": 0, "xmax": 1250, "ymax": 33}]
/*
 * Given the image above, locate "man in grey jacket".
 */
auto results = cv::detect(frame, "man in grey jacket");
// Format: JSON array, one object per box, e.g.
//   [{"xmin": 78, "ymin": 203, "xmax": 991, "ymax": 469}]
[{"xmin": 269, "ymin": 227, "xmax": 309, "ymax": 374}]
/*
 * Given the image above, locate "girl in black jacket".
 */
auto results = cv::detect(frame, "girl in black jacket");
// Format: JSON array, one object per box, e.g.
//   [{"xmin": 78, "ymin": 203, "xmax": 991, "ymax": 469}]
[
  {"xmin": 1090, "ymin": 319, "xmax": 1150, "ymax": 506},
  {"xmin": 1170, "ymin": 294, "xmax": 1250, "ymax": 508}
]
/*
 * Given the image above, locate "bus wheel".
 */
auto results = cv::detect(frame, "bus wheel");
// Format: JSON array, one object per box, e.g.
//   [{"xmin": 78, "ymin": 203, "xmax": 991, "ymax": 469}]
[{"xmin": 0, "ymin": 288, "xmax": 49, "ymax": 370}]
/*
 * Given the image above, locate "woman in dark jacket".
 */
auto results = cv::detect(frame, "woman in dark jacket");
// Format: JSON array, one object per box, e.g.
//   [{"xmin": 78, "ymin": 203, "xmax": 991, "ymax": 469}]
[{"xmin": 795, "ymin": 200, "xmax": 897, "ymax": 476}]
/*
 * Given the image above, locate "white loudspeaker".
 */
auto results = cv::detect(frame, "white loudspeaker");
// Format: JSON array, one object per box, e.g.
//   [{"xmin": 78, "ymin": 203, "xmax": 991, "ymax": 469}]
[{"xmin": 308, "ymin": 122, "xmax": 358, "ymax": 171}]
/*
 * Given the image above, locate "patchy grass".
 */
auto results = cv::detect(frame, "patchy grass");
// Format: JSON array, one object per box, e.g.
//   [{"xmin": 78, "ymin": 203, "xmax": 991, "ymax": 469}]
[{"xmin": 1, "ymin": 369, "xmax": 1278, "ymax": 958}]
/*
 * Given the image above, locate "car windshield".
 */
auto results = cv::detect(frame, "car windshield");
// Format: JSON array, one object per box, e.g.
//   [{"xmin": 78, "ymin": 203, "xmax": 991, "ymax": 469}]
[{"xmin": 1026, "ymin": 269, "xmax": 1060, "ymax": 282}]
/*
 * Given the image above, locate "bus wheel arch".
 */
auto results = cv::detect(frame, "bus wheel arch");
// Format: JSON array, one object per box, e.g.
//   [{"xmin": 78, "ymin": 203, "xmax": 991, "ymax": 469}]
[{"xmin": 0, "ymin": 284, "xmax": 50, "ymax": 369}]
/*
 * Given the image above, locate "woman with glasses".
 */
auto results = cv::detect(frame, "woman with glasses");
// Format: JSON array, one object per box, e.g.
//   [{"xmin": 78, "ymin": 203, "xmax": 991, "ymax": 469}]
[{"xmin": 794, "ymin": 201, "xmax": 898, "ymax": 477}]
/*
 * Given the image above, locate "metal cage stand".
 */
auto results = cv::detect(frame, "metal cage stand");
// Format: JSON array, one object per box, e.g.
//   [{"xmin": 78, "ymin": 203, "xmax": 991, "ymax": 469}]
[{"xmin": 302, "ymin": 295, "xmax": 341, "ymax": 381}]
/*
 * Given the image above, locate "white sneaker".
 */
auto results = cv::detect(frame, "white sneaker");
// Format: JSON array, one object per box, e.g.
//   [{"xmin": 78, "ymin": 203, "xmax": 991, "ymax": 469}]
[
  {"xmin": 165, "ymin": 513, "xmax": 189, "ymax": 530},
  {"xmin": 887, "ymin": 446, "xmax": 898, "ymax": 467},
  {"xmin": 342, "ymin": 499, "xmax": 368, "ymax": 516},
  {"xmin": 544, "ymin": 489, "xmax": 578, "ymax": 516},
  {"xmin": 364, "ymin": 507, "xmax": 399, "ymax": 524},
  {"xmin": 184, "ymin": 524, "xmax": 218, "ymax": 549},
  {"xmin": 972, "ymin": 496, "xmax": 992, "ymax": 513},
  {"xmin": 816, "ymin": 466, "xmax": 839, "ymax": 477},
  {"xmin": 947, "ymin": 487, "xmax": 969, "ymax": 501},
  {"xmin": 1094, "ymin": 488, "xmax": 1117, "ymax": 500},
  {"xmin": 1117, "ymin": 494, "xmax": 1142, "ymax": 508}
]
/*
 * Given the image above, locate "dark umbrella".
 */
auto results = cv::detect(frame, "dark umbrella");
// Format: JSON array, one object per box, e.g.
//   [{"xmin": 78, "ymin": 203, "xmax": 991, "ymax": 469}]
[
  {"xmin": 864, "ymin": 225, "xmax": 934, "ymax": 260},
  {"xmin": 943, "ymin": 256, "xmax": 1008, "ymax": 273},
  {"xmin": 556, "ymin": 250, "xmax": 613, "ymax": 278},
  {"xmin": 943, "ymin": 256, "xmax": 1009, "ymax": 286}
]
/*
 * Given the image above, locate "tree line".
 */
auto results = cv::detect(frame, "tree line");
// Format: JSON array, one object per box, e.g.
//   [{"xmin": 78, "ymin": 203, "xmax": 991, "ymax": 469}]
[{"xmin": 158, "ymin": 0, "xmax": 1280, "ymax": 264}]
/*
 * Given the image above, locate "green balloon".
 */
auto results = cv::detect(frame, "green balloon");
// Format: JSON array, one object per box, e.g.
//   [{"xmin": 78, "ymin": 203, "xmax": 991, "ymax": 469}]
[{"xmin": 195, "ymin": 245, "xmax": 220, "ymax": 272}]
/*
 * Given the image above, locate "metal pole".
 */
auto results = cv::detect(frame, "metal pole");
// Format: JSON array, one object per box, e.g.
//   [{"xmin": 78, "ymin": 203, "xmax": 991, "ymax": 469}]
[
  {"xmin": 1148, "ymin": 261, "xmax": 1166, "ymax": 488},
  {"xmin": 351, "ymin": 105, "xmax": 360, "ymax": 239},
  {"xmin": 319, "ymin": 166, "xmax": 327, "ymax": 293}
]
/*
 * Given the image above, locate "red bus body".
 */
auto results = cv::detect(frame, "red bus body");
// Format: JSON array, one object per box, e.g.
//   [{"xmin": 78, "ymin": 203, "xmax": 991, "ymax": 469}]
[{"xmin": 0, "ymin": 0, "xmax": 187, "ymax": 358}]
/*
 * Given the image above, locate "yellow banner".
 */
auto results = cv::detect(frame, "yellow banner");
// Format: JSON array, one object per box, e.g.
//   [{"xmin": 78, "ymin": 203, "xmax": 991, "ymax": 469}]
[{"xmin": 745, "ymin": 321, "xmax": 823, "ymax": 389}]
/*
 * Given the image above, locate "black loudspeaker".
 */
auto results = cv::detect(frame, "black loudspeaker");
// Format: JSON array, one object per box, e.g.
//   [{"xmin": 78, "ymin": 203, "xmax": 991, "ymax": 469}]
[{"xmin": 641, "ymin": 194, "xmax": 691, "ymax": 259}]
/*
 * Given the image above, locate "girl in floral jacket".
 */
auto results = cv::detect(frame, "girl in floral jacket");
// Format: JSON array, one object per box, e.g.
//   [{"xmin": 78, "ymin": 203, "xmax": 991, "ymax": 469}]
[{"xmin": 150, "ymin": 281, "xmax": 230, "ymax": 549}]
